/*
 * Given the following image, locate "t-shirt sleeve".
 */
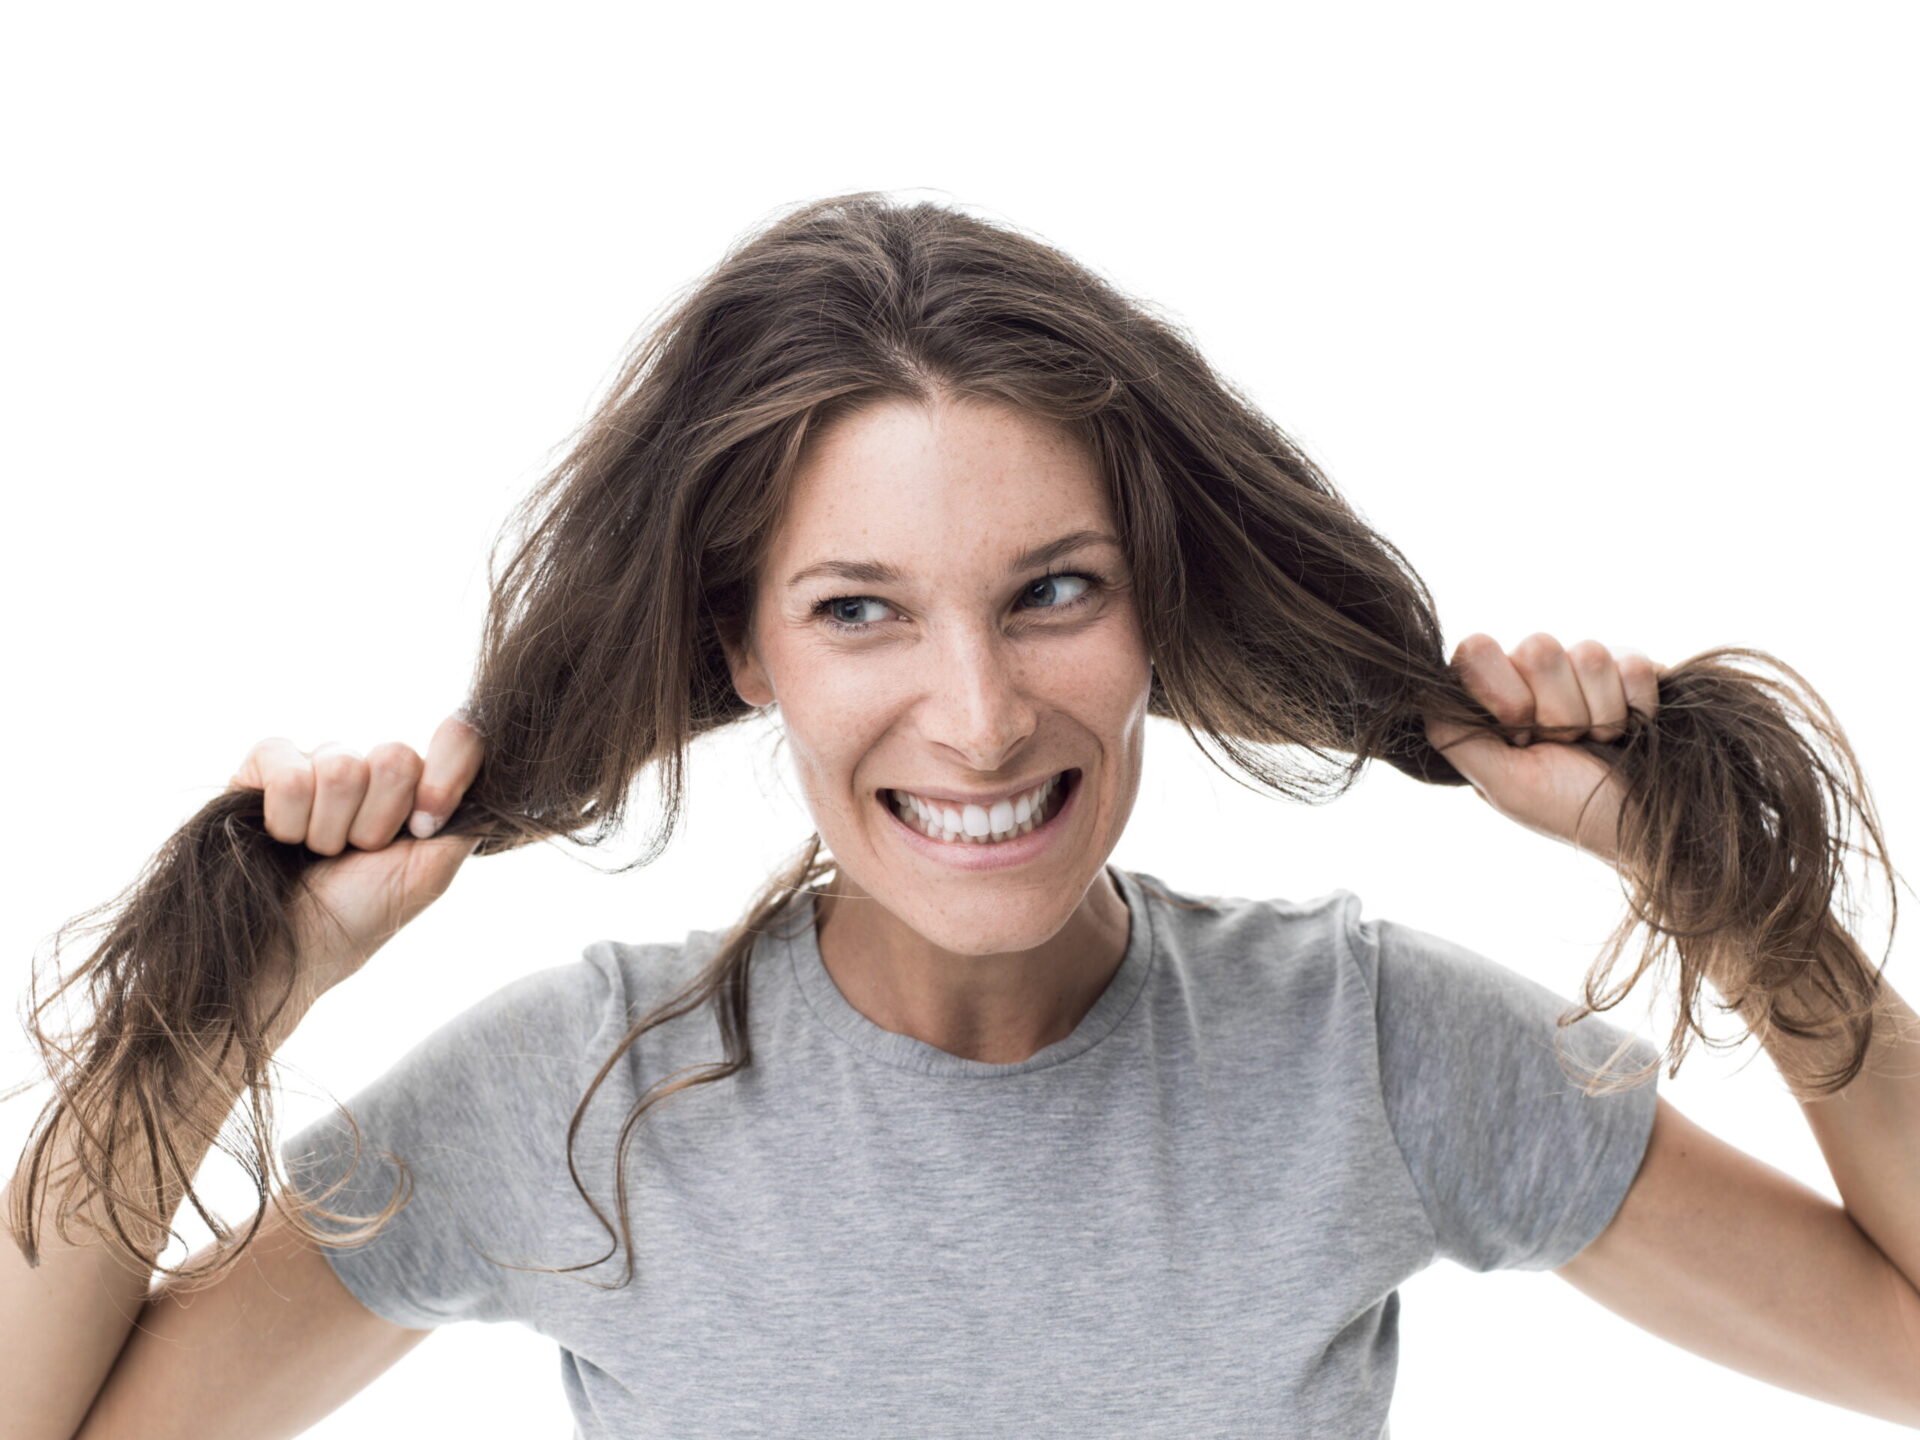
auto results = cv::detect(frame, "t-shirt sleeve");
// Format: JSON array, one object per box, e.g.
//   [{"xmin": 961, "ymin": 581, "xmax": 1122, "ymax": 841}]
[
  {"xmin": 1341, "ymin": 897, "xmax": 1661, "ymax": 1274},
  {"xmin": 277, "ymin": 948, "xmax": 620, "ymax": 1329}
]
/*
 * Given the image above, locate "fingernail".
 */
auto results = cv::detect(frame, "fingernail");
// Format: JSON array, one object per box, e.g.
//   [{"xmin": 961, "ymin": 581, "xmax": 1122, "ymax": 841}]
[{"xmin": 409, "ymin": 810, "xmax": 440, "ymax": 839}]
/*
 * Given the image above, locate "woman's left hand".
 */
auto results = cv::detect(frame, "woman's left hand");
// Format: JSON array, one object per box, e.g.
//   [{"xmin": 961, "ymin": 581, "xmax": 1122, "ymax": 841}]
[{"xmin": 1422, "ymin": 633, "xmax": 1664, "ymax": 867}]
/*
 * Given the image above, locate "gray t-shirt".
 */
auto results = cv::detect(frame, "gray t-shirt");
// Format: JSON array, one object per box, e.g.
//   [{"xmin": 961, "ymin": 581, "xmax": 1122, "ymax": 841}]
[{"xmin": 281, "ymin": 865, "xmax": 1659, "ymax": 1438}]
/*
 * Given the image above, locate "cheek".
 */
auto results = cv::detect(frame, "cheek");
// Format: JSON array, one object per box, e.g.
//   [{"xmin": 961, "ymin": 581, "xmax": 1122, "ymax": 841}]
[
  {"xmin": 1053, "ymin": 625, "xmax": 1154, "ymax": 724},
  {"xmin": 775, "ymin": 666, "xmax": 896, "ymax": 783}
]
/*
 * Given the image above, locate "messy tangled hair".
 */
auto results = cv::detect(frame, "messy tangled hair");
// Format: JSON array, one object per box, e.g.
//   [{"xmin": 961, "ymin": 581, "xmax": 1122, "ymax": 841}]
[{"xmin": 7, "ymin": 190, "xmax": 1901, "ymax": 1295}]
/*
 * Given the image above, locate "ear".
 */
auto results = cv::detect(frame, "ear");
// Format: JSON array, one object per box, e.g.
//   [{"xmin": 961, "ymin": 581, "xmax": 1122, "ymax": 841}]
[{"xmin": 715, "ymin": 614, "xmax": 775, "ymax": 708}]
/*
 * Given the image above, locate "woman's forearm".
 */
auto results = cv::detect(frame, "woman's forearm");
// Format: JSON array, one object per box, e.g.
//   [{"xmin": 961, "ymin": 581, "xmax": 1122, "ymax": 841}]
[
  {"xmin": 0, "ymin": 986, "xmax": 314, "ymax": 1440},
  {"xmin": 1749, "ymin": 972, "xmax": 1920, "ymax": 1298}
]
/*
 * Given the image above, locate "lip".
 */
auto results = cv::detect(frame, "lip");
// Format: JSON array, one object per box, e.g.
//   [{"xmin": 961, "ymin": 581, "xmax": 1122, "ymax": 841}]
[{"xmin": 878, "ymin": 768, "xmax": 1082, "ymax": 872}]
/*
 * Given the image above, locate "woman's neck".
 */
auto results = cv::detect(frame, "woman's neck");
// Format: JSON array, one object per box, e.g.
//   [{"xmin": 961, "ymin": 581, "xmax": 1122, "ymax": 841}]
[{"xmin": 812, "ymin": 867, "xmax": 1131, "ymax": 1064}]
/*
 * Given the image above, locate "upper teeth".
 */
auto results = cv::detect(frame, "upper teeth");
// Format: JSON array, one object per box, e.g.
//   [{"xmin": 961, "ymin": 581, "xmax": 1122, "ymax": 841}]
[{"xmin": 889, "ymin": 772, "xmax": 1066, "ymax": 844}]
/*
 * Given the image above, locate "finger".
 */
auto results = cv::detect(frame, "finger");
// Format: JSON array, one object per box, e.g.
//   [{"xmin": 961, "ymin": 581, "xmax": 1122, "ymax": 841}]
[
  {"xmin": 1449, "ymin": 633, "xmax": 1538, "ymax": 746},
  {"xmin": 305, "ymin": 743, "xmax": 370, "ymax": 857},
  {"xmin": 1510, "ymin": 632, "xmax": 1589, "ymax": 744},
  {"xmin": 409, "ymin": 709, "xmax": 486, "ymax": 839},
  {"xmin": 241, "ymin": 737, "xmax": 315, "ymax": 844},
  {"xmin": 349, "ymin": 741, "xmax": 426, "ymax": 851},
  {"xmin": 1567, "ymin": 638, "xmax": 1631, "ymax": 743},
  {"xmin": 231, "ymin": 735, "xmax": 292, "ymax": 791},
  {"xmin": 1612, "ymin": 646, "xmax": 1664, "ymax": 726}
]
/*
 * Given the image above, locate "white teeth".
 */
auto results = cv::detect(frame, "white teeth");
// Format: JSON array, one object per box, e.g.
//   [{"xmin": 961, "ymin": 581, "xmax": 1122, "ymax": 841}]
[{"xmin": 890, "ymin": 771, "xmax": 1070, "ymax": 846}]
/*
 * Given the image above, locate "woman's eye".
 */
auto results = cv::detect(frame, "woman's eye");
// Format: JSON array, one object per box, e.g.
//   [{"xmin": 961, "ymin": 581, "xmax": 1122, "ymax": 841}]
[
  {"xmin": 814, "ymin": 572, "xmax": 1113, "ymax": 641},
  {"xmin": 825, "ymin": 597, "xmax": 886, "ymax": 627},
  {"xmin": 1026, "ymin": 572, "xmax": 1091, "ymax": 608}
]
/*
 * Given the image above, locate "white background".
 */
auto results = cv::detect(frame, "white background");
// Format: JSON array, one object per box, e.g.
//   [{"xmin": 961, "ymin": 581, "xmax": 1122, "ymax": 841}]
[{"xmin": 5, "ymin": 2, "xmax": 1917, "ymax": 1435}]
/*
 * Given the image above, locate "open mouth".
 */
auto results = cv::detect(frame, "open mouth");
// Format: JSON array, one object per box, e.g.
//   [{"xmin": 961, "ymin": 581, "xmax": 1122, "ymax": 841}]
[{"xmin": 880, "ymin": 768, "xmax": 1079, "ymax": 846}]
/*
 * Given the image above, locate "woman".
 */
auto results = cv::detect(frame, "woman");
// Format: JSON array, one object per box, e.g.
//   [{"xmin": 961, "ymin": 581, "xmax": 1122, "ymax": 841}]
[{"xmin": 7, "ymin": 191, "xmax": 1917, "ymax": 1437}]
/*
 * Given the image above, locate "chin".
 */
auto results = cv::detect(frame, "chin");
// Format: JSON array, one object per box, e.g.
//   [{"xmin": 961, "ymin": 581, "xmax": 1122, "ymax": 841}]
[{"xmin": 888, "ymin": 891, "xmax": 1081, "ymax": 957}]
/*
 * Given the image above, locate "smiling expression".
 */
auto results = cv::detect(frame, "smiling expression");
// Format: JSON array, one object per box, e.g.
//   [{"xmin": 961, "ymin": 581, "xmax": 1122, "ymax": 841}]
[{"xmin": 718, "ymin": 393, "xmax": 1153, "ymax": 958}]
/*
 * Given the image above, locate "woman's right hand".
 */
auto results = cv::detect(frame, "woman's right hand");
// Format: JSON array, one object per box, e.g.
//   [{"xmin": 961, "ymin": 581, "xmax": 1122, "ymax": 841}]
[{"xmin": 226, "ymin": 709, "xmax": 485, "ymax": 1003}]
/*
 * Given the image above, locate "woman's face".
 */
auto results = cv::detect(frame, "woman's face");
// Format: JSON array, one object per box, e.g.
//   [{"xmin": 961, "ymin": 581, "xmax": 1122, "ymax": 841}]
[{"xmin": 720, "ymin": 394, "xmax": 1152, "ymax": 956}]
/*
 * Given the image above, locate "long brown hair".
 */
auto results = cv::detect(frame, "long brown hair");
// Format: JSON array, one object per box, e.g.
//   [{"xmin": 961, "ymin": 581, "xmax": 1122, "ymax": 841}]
[{"xmin": 7, "ymin": 190, "xmax": 1900, "ymax": 1296}]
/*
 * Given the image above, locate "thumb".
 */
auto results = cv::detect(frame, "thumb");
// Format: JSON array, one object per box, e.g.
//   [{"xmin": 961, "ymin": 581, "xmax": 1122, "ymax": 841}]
[
  {"xmin": 403, "ymin": 831, "xmax": 484, "ymax": 908},
  {"xmin": 1423, "ymin": 710, "xmax": 1518, "ymax": 797}
]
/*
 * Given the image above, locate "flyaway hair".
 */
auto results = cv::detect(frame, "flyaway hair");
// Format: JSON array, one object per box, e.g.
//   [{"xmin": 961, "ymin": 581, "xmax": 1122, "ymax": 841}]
[{"xmin": 7, "ymin": 190, "xmax": 1903, "ymax": 1295}]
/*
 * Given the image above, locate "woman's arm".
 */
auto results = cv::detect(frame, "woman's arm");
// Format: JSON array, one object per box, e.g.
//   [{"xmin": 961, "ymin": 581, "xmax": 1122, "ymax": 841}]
[
  {"xmin": 1744, "ymin": 971, "xmax": 1920, "ymax": 1305},
  {"xmin": 1553, "ymin": 1091, "xmax": 1920, "ymax": 1428},
  {"xmin": 5, "ymin": 717, "xmax": 483, "ymax": 1439},
  {"xmin": 0, "ymin": 988, "xmax": 314, "ymax": 1440},
  {"xmin": 1429, "ymin": 631, "xmax": 1920, "ymax": 1419},
  {"xmin": 71, "ymin": 1187, "xmax": 432, "ymax": 1440}
]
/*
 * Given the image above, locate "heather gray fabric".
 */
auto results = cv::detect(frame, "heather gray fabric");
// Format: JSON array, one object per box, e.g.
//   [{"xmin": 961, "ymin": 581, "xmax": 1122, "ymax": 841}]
[{"xmin": 281, "ymin": 865, "xmax": 1659, "ymax": 1438}]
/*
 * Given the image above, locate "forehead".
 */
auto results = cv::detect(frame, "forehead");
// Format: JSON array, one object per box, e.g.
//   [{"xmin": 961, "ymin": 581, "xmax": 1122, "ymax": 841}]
[{"xmin": 768, "ymin": 397, "xmax": 1111, "ymax": 569}]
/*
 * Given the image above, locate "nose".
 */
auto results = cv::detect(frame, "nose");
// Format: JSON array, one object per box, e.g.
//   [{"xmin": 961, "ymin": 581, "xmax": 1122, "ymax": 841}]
[{"xmin": 922, "ymin": 627, "xmax": 1039, "ymax": 772}]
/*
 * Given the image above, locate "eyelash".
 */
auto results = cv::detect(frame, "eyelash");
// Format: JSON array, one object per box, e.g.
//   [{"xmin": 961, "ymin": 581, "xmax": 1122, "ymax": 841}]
[{"xmin": 811, "ymin": 569, "xmax": 1109, "ymax": 637}]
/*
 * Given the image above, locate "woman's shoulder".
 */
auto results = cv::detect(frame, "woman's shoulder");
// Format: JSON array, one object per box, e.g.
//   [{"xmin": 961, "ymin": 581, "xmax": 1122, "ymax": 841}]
[
  {"xmin": 1120, "ymin": 868, "xmax": 1376, "ymax": 1021},
  {"xmin": 585, "ymin": 928, "xmax": 713, "ymax": 990},
  {"xmin": 1126, "ymin": 865, "xmax": 1361, "ymax": 955},
  {"xmin": 574, "ymin": 917, "xmax": 770, "ymax": 1044}
]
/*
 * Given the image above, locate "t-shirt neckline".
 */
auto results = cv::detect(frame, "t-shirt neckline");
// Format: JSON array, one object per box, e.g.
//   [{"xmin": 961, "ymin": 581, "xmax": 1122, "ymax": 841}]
[{"xmin": 780, "ymin": 863, "xmax": 1158, "ymax": 1078}]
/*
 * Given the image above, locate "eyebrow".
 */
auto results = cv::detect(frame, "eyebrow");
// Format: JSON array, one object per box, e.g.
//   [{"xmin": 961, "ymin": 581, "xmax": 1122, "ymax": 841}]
[{"xmin": 784, "ymin": 529, "xmax": 1123, "ymax": 590}]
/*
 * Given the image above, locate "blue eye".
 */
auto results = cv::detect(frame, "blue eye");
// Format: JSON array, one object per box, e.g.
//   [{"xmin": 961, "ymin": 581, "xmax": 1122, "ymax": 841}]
[
  {"xmin": 819, "ymin": 596, "xmax": 888, "ymax": 629},
  {"xmin": 812, "ymin": 569, "xmax": 1107, "ymax": 637},
  {"xmin": 1029, "ymin": 576, "xmax": 1090, "ymax": 610}
]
